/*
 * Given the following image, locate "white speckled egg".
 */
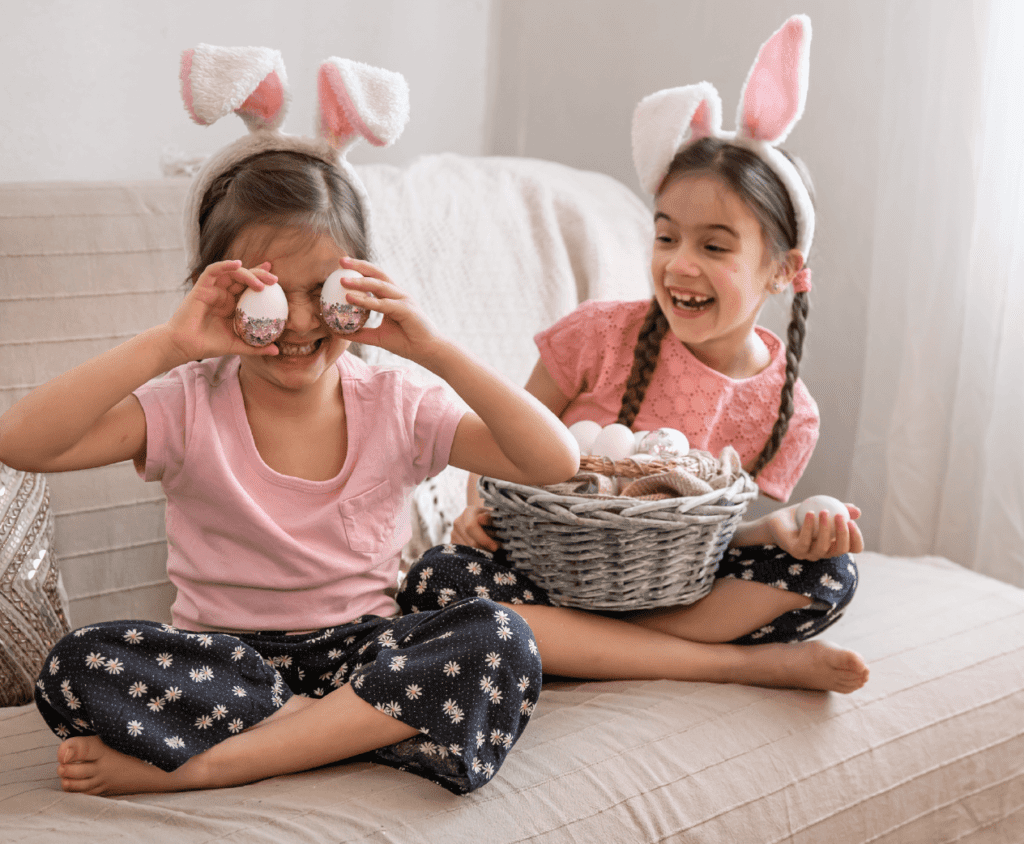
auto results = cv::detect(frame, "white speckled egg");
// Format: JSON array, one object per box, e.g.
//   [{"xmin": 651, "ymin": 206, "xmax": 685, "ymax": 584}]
[
  {"xmin": 321, "ymin": 269, "xmax": 371, "ymax": 334},
  {"xmin": 591, "ymin": 423, "xmax": 637, "ymax": 461},
  {"xmin": 637, "ymin": 428, "xmax": 690, "ymax": 459},
  {"xmin": 234, "ymin": 284, "xmax": 288, "ymax": 347},
  {"xmin": 568, "ymin": 420, "xmax": 603, "ymax": 455}
]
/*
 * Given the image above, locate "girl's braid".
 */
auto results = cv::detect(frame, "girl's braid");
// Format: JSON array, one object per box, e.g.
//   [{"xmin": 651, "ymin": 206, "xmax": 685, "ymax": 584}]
[
  {"xmin": 616, "ymin": 298, "xmax": 670, "ymax": 429},
  {"xmin": 749, "ymin": 290, "xmax": 809, "ymax": 476}
]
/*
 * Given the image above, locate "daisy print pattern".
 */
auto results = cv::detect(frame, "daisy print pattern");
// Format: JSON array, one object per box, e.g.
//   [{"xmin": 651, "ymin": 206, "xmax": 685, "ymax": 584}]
[
  {"xmin": 34, "ymin": 595, "xmax": 543, "ymax": 795},
  {"xmin": 400, "ymin": 540, "xmax": 859, "ymax": 653}
]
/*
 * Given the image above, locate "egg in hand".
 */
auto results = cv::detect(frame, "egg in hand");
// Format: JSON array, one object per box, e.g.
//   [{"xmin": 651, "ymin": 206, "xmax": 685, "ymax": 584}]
[
  {"xmin": 321, "ymin": 268, "xmax": 372, "ymax": 334},
  {"xmin": 795, "ymin": 495, "xmax": 851, "ymax": 541},
  {"xmin": 234, "ymin": 283, "xmax": 288, "ymax": 347}
]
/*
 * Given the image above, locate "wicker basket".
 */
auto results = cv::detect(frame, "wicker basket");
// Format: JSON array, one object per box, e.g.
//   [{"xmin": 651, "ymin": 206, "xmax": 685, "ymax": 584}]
[{"xmin": 478, "ymin": 454, "xmax": 758, "ymax": 611}]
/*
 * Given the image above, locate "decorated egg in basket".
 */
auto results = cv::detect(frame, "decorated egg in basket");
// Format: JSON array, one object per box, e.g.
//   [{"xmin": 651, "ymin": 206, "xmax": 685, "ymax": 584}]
[{"xmin": 637, "ymin": 428, "xmax": 690, "ymax": 460}]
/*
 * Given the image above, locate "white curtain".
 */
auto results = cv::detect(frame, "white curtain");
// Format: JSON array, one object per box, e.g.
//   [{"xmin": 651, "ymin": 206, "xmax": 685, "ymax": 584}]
[{"xmin": 850, "ymin": 0, "xmax": 1024, "ymax": 587}]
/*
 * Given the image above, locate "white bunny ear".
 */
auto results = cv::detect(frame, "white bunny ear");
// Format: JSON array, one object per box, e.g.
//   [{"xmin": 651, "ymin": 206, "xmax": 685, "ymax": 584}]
[
  {"xmin": 316, "ymin": 58, "xmax": 410, "ymax": 152},
  {"xmin": 632, "ymin": 82, "xmax": 723, "ymax": 194},
  {"xmin": 736, "ymin": 14, "xmax": 811, "ymax": 145},
  {"xmin": 180, "ymin": 45, "xmax": 289, "ymax": 131}
]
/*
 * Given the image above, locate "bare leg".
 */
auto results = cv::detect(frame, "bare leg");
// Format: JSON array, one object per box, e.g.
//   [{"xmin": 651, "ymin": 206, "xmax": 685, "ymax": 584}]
[
  {"xmin": 503, "ymin": 603, "xmax": 868, "ymax": 694},
  {"xmin": 628, "ymin": 578, "xmax": 812, "ymax": 643},
  {"xmin": 55, "ymin": 685, "xmax": 418, "ymax": 796}
]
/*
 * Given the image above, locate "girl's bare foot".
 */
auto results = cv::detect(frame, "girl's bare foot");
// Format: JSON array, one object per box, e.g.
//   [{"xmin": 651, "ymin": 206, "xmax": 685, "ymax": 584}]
[
  {"xmin": 57, "ymin": 735, "xmax": 197, "ymax": 795},
  {"xmin": 54, "ymin": 694, "xmax": 313, "ymax": 796},
  {"xmin": 736, "ymin": 639, "xmax": 869, "ymax": 693},
  {"xmin": 53, "ymin": 687, "xmax": 418, "ymax": 796}
]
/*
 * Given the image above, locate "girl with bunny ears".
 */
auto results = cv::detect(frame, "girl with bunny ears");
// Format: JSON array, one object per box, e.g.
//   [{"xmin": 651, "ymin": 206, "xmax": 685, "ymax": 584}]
[
  {"xmin": 407, "ymin": 16, "xmax": 869, "ymax": 695},
  {"xmin": 0, "ymin": 46, "xmax": 578, "ymax": 797}
]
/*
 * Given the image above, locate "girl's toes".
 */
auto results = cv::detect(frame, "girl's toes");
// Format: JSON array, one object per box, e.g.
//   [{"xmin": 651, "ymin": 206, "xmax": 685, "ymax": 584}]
[{"xmin": 57, "ymin": 736, "xmax": 88, "ymax": 764}]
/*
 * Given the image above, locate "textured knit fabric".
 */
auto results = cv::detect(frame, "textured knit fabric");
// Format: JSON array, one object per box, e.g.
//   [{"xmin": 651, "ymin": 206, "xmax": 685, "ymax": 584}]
[
  {"xmin": 35, "ymin": 596, "xmax": 542, "ymax": 794},
  {"xmin": 535, "ymin": 299, "xmax": 819, "ymax": 501},
  {"xmin": 398, "ymin": 544, "xmax": 858, "ymax": 645},
  {"xmin": 133, "ymin": 353, "xmax": 463, "ymax": 632}
]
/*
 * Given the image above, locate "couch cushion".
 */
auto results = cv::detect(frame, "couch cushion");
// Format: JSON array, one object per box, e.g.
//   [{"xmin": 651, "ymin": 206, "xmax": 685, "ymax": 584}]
[{"xmin": 0, "ymin": 464, "xmax": 70, "ymax": 706}]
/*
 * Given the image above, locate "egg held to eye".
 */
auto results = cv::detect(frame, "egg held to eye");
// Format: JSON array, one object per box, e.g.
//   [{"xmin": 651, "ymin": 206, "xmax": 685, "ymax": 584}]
[
  {"xmin": 321, "ymin": 269, "xmax": 372, "ymax": 334},
  {"xmin": 234, "ymin": 284, "xmax": 288, "ymax": 347}
]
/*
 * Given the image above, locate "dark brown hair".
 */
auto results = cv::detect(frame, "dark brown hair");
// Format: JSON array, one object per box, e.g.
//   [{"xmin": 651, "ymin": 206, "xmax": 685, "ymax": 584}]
[
  {"xmin": 616, "ymin": 137, "xmax": 814, "ymax": 478},
  {"xmin": 189, "ymin": 150, "xmax": 369, "ymax": 283}
]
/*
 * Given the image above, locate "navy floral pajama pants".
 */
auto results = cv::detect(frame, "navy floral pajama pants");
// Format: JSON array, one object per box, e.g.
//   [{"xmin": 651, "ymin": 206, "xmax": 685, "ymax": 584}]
[
  {"xmin": 35, "ymin": 597, "xmax": 542, "ymax": 794},
  {"xmin": 398, "ymin": 543, "xmax": 858, "ymax": 645}
]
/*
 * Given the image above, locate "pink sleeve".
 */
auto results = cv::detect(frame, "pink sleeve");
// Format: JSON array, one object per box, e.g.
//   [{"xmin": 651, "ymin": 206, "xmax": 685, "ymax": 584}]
[
  {"xmin": 534, "ymin": 303, "xmax": 601, "ymax": 399},
  {"xmin": 404, "ymin": 375, "xmax": 465, "ymax": 482},
  {"xmin": 132, "ymin": 369, "xmax": 190, "ymax": 484},
  {"xmin": 753, "ymin": 383, "xmax": 819, "ymax": 502}
]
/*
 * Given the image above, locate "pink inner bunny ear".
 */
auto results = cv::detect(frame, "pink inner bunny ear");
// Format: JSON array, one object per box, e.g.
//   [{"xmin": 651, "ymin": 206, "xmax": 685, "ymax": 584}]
[
  {"xmin": 738, "ymin": 15, "xmax": 811, "ymax": 144},
  {"xmin": 318, "ymin": 63, "xmax": 372, "ymax": 148},
  {"xmin": 317, "ymin": 58, "xmax": 410, "ymax": 152},
  {"xmin": 180, "ymin": 48, "xmax": 201, "ymax": 124},
  {"xmin": 237, "ymin": 70, "xmax": 286, "ymax": 128},
  {"xmin": 689, "ymin": 99, "xmax": 715, "ymax": 141}
]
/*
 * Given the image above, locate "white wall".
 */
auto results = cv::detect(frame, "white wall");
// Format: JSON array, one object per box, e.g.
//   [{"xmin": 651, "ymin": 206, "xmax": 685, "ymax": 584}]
[
  {"xmin": 489, "ymin": 0, "xmax": 889, "ymax": 509},
  {"xmin": 0, "ymin": 0, "xmax": 496, "ymax": 181}
]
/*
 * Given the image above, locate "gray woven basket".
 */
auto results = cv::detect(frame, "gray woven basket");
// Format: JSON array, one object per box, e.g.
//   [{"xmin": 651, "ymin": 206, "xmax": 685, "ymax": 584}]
[{"xmin": 478, "ymin": 457, "xmax": 758, "ymax": 611}]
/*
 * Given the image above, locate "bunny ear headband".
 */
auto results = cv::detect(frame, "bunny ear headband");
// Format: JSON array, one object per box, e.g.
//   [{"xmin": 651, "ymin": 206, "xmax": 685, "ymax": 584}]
[
  {"xmin": 179, "ymin": 44, "xmax": 410, "ymax": 268},
  {"xmin": 632, "ymin": 15, "xmax": 814, "ymax": 291}
]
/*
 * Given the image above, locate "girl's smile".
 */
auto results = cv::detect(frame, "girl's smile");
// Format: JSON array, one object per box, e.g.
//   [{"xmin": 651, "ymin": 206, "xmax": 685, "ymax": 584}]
[{"xmin": 651, "ymin": 174, "xmax": 797, "ymax": 377}]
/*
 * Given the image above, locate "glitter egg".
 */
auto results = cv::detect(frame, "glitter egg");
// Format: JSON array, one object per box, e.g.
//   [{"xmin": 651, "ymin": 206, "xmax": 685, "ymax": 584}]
[
  {"xmin": 591, "ymin": 423, "xmax": 637, "ymax": 461},
  {"xmin": 637, "ymin": 428, "xmax": 690, "ymax": 460},
  {"xmin": 234, "ymin": 284, "xmax": 287, "ymax": 347},
  {"xmin": 321, "ymin": 269, "xmax": 371, "ymax": 334},
  {"xmin": 568, "ymin": 420, "xmax": 603, "ymax": 455}
]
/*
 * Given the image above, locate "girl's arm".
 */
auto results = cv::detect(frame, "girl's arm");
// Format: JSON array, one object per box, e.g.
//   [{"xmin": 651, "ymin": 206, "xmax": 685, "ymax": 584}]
[
  {"xmin": 340, "ymin": 261, "xmax": 579, "ymax": 489},
  {"xmin": 452, "ymin": 359, "xmax": 572, "ymax": 550},
  {"xmin": 0, "ymin": 261, "xmax": 276, "ymax": 474},
  {"xmin": 465, "ymin": 360, "xmax": 572, "ymax": 504}
]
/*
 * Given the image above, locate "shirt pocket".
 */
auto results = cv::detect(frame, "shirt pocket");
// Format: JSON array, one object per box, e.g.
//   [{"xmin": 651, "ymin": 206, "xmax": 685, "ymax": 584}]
[{"xmin": 338, "ymin": 479, "xmax": 400, "ymax": 557}]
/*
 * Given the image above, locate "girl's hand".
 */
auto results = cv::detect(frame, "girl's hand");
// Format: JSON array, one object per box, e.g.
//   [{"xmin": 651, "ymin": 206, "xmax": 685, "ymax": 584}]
[
  {"xmin": 167, "ymin": 260, "xmax": 281, "ymax": 363},
  {"xmin": 451, "ymin": 505, "xmax": 501, "ymax": 552},
  {"xmin": 333, "ymin": 257, "xmax": 444, "ymax": 365},
  {"xmin": 764, "ymin": 502, "xmax": 864, "ymax": 561}
]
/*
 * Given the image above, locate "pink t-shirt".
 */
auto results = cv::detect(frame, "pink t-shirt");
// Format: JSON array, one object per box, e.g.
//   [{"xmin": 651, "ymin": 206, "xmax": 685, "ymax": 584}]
[
  {"xmin": 535, "ymin": 299, "xmax": 819, "ymax": 501},
  {"xmin": 134, "ymin": 354, "xmax": 463, "ymax": 633}
]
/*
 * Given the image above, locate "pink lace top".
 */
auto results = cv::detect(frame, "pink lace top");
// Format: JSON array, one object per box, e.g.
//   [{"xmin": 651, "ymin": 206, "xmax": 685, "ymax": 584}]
[{"xmin": 535, "ymin": 299, "xmax": 819, "ymax": 501}]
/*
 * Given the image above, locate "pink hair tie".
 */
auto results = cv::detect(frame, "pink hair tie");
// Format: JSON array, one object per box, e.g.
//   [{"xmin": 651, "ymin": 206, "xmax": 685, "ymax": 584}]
[{"xmin": 792, "ymin": 268, "xmax": 812, "ymax": 293}]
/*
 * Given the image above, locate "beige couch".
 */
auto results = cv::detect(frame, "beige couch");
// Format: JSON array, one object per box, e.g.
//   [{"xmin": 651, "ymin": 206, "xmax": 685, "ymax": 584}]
[{"xmin": 1, "ymin": 156, "xmax": 1023, "ymax": 843}]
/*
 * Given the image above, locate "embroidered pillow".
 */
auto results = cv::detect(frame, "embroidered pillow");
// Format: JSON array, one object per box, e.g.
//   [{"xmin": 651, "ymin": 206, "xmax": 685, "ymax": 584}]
[{"xmin": 0, "ymin": 464, "xmax": 71, "ymax": 707}]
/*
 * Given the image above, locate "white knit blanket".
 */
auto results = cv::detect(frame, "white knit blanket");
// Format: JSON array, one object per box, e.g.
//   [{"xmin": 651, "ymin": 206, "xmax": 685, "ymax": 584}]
[{"xmin": 358, "ymin": 154, "xmax": 655, "ymax": 552}]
